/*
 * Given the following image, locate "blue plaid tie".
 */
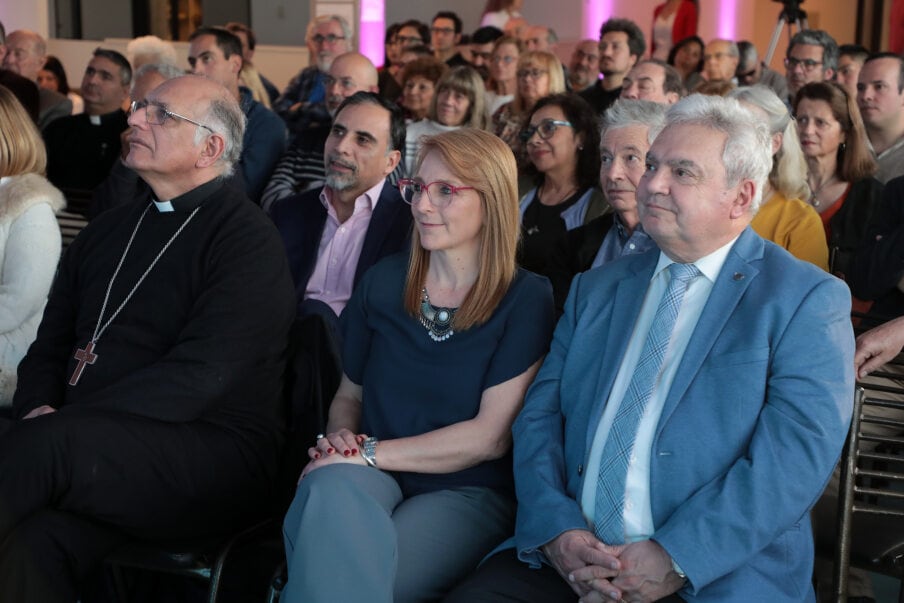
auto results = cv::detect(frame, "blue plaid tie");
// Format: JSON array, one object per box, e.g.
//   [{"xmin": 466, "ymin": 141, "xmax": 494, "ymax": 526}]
[{"xmin": 594, "ymin": 262, "xmax": 701, "ymax": 544}]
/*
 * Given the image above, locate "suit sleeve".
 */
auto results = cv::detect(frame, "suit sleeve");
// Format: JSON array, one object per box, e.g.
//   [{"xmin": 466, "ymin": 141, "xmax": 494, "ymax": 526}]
[
  {"xmin": 512, "ymin": 272, "xmax": 597, "ymax": 566},
  {"xmin": 652, "ymin": 275, "xmax": 854, "ymax": 593}
]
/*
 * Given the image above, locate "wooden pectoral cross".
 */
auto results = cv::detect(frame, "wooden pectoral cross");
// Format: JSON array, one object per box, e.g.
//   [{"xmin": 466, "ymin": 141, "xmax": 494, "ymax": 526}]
[{"xmin": 69, "ymin": 341, "xmax": 98, "ymax": 386}]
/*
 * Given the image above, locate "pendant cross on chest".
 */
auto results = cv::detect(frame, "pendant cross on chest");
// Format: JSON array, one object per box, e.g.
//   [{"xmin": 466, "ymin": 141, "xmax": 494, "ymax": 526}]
[{"xmin": 69, "ymin": 341, "xmax": 98, "ymax": 386}]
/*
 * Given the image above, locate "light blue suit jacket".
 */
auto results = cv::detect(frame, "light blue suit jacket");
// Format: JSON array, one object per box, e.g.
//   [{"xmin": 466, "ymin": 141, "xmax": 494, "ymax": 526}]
[{"xmin": 512, "ymin": 228, "xmax": 854, "ymax": 602}]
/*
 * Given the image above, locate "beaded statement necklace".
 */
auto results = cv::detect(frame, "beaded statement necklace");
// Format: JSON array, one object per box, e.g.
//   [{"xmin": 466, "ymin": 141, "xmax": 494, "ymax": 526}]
[{"xmin": 419, "ymin": 287, "xmax": 457, "ymax": 342}]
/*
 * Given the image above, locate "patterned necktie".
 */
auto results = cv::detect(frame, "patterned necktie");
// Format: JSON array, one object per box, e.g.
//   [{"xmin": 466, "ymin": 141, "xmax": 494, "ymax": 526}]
[{"xmin": 594, "ymin": 262, "xmax": 701, "ymax": 544}]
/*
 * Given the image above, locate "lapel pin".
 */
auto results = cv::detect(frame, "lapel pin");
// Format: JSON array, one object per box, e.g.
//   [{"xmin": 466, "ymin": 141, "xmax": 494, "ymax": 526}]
[{"xmin": 733, "ymin": 272, "xmax": 745, "ymax": 281}]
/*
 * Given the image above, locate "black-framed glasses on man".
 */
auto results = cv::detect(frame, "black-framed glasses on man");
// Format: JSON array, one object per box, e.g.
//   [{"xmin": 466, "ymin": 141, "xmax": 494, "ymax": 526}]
[
  {"xmin": 129, "ymin": 100, "xmax": 215, "ymax": 133},
  {"xmin": 784, "ymin": 57, "xmax": 823, "ymax": 72},
  {"xmin": 398, "ymin": 179, "xmax": 476, "ymax": 208},
  {"xmin": 311, "ymin": 34, "xmax": 346, "ymax": 45},
  {"xmin": 520, "ymin": 119, "xmax": 573, "ymax": 143}
]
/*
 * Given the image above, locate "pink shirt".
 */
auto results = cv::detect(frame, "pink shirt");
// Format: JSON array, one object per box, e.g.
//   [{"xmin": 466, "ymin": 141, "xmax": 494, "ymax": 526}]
[{"xmin": 305, "ymin": 179, "xmax": 386, "ymax": 316}]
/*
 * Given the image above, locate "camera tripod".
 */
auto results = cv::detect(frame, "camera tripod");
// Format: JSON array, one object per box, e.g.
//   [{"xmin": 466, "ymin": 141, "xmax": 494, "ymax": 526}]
[{"xmin": 764, "ymin": 0, "xmax": 809, "ymax": 66}]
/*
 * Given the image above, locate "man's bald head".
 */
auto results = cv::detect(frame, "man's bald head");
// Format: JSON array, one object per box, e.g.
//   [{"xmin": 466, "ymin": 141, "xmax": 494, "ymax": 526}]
[
  {"xmin": 2, "ymin": 30, "xmax": 47, "ymax": 81},
  {"xmin": 325, "ymin": 52, "xmax": 379, "ymax": 115}
]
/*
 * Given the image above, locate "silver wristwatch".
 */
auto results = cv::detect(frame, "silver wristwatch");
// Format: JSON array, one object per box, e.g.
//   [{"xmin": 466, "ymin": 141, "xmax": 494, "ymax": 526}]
[
  {"xmin": 361, "ymin": 437, "xmax": 379, "ymax": 468},
  {"xmin": 671, "ymin": 557, "xmax": 687, "ymax": 581}
]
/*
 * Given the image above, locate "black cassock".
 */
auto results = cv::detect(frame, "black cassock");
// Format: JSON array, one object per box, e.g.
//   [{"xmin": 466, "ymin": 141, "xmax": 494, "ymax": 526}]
[{"xmin": 0, "ymin": 178, "xmax": 295, "ymax": 601}]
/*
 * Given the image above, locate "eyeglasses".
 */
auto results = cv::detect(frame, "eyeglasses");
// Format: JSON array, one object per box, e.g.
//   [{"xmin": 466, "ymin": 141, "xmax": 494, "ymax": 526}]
[
  {"xmin": 311, "ymin": 34, "xmax": 346, "ymax": 45},
  {"xmin": 396, "ymin": 35, "xmax": 423, "ymax": 46},
  {"xmin": 471, "ymin": 51, "xmax": 492, "ymax": 62},
  {"xmin": 520, "ymin": 119, "xmax": 572, "ymax": 143},
  {"xmin": 431, "ymin": 27, "xmax": 455, "ymax": 35},
  {"xmin": 784, "ymin": 57, "xmax": 824, "ymax": 72},
  {"xmin": 491, "ymin": 55, "xmax": 517, "ymax": 65},
  {"xmin": 398, "ymin": 178, "xmax": 476, "ymax": 208},
  {"xmin": 129, "ymin": 100, "xmax": 215, "ymax": 133},
  {"xmin": 737, "ymin": 68, "xmax": 757, "ymax": 81},
  {"xmin": 517, "ymin": 69, "xmax": 548, "ymax": 80}
]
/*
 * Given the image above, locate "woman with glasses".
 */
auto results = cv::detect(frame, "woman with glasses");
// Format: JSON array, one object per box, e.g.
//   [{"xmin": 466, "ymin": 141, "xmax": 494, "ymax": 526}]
[
  {"xmin": 403, "ymin": 66, "xmax": 488, "ymax": 175},
  {"xmin": 0, "ymin": 85, "xmax": 65, "ymax": 406},
  {"xmin": 728, "ymin": 85, "xmax": 828, "ymax": 270},
  {"xmin": 281, "ymin": 128, "xmax": 554, "ymax": 602},
  {"xmin": 400, "ymin": 56, "xmax": 447, "ymax": 122},
  {"xmin": 793, "ymin": 81, "xmax": 883, "ymax": 283},
  {"xmin": 492, "ymin": 50, "xmax": 566, "ymax": 158},
  {"xmin": 517, "ymin": 93, "xmax": 604, "ymax": 277},
  {"xmin": 485, "ymin": 36, "xmax": 522, "ymax": 118}
]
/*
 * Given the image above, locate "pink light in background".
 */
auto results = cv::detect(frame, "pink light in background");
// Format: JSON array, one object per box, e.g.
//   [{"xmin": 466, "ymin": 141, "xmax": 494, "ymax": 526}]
[
  {"xmin": 717, "ymin": 0, "xmax": 738, "ymax": 40},
  {"xmin": 585, "ymin": 0, "xmax": 615, "ymax": 39},
  {"xmin": 360, "ymin": 0, "xmax": 385, "ymax": 67}
]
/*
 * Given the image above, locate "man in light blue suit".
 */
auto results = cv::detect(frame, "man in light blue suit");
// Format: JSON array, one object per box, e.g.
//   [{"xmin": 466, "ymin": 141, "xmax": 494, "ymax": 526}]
[{"xmin": 447, "ymin": 95, "xmax": 854, "ymax": 602}]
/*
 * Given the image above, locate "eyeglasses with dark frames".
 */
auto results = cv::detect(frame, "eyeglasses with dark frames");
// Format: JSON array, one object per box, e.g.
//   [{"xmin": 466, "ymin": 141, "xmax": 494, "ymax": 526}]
[
  {"xmin": 398, "ymin": 178, "xmax": 476, "ymax": 208},
  {"xmin": 520, "ymin": 119, "xmax": 573, "ymax": 144},
  {"xmin": 784, "ymin": 57, "xmax": 824, "ymax": 72},
  {"xmin": 311, "ymin": 34, "xmax": 346, "ymax": 45},
  {"xmin": 130, "ymin": 100, "xmax": 216, "ymax": 133}
]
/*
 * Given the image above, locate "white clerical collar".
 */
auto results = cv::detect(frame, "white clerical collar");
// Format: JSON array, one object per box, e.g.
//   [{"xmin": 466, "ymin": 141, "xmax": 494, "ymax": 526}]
[{"xmin": 153, "ymin": 199, "xmax": 175, "ymax": 213}]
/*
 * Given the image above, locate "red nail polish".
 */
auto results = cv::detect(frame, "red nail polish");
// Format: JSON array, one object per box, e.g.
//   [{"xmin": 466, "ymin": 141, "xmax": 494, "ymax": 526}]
[
  {"xmin": 314, "ymin": 453, "xmax": 321, "ymax": 459},
  {"xmin": 343, "ymin": 449, "xmax": 351, "ymax": 457},
  {"xmin": 327, "ymin": 447, "xmax": 334, "ymax": 454},
  {"xmin": 351, "ymin": 449, "xmax": 358, "ymax": 455}
]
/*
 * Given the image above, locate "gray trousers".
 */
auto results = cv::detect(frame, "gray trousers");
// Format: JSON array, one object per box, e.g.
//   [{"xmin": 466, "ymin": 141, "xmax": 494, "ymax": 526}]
[{"xmin": 282, "ymin": 463, "xmax": 514, "ymax": 603}]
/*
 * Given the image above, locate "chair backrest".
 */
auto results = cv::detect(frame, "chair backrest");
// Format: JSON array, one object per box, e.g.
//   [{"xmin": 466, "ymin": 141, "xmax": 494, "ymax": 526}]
[{"xmin": 833, "ymin": 385, "xmax": 904, "ymax": 600}]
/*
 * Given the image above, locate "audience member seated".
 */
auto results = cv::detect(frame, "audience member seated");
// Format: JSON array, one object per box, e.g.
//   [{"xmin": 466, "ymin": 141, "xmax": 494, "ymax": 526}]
[
  {"xmin": 0, "ymin": 75, "xmax": 295, "ymax": 602},
  {"xmin": 269, "ymin": 92, "xmax": 412, "ymax": 326},
  {"xmin": 851, "ymin": 174, "xmax": 904, "ymax": 321},
  {"xmin": 400, "ymin": 55, "xmax": 447, "ymax": 123},
  {"xmin": 378, "ymin": 23, "xmax": 403, "ymax": 100},
  {"xmin": 581, "ymin": 19, "xmax": 645, "ymax": 115},
  {"xmin": 445, "ymin": 93, "xmax": 854, "ymax": 603},
  {"xmin": 0, "ymin": 69, "xmax": 39, "ymax": 124},
  {"xmin": 701, "ymin": 39, "xmax": 738, "ymax": 87},
  {"xmin": 485, "ymin": 35, "xmax": 522, "ymax": 117},
  {"xmin": 2, "ymin": 30, "xmax": 71, "ymax": 130},
  {"xmin": 37, "ymin": 55, "xmax": 83, "ymax": 114},
  {"xmin": 262, "ymin": 52, "xmax": 379, "ymax": 213},
  {"xmin": 226, "ymin": 21, "xmax": 280, "ymax": 104},
  {"xmin": 735, "ymin": 40, "xmax": 789, "ymax": 101},
  {"xmin": 522, "ymin": 25, "xmax": 558, "ymax": 54},
  {"xmin": 667, "ymin": 34, "xmax": 704, "ymax": 91},
  {"xmin": 729, "ymin": 85, "xmax": 828, "ymax": 270},
  {"xmin": 794, "ymin": 81, "xmax": 883, "ymax": 283},
  {"xmin": 125, "ymin": 35, "xmax": 179, "ymax": 70},
  {"xmin": 480, "ymin": 0, "xmax": 523, "ymax": 30},
  {"xmin": 546, "ymin": 99, "xmax": 664, "ymax": 315},
  {"xmin": 785, "ymin": 29, "xmax": 838, "ymax": 103},
  {"xmin": 89, "ymin": 62, "xmax": 186, "ymax": 219},
  {"xmin": 836, "ymin": 43, "xmax": 869, "ymax": 98},
  {"xmin": 857, "ymin": 52, "xmax": 904, "ymax": 183},
  {"xmin": 567, "ymin": 39, "xmax": 600, "ymax": 94},
  {"xmin": 280, "ymin": 127, "xmax": 554, "ymax": 602},
  {"xmin": 0, "ymin": 85, "xmax": 64, "ymax": 406},
  {"xmin": 404, "ymin": 66, "xmax": 487, "ymax": 175},
  {"xmin": 188, "ymin": 26, "xmax": 287, "ymax": 204},
  {"xmin": 620, "ymin": 59, "xmax": 683, "ymax": 104},
  {"xmin": 518, "ymin": 93, "xmax": 604, "ymax": 277},
  {"xmin": 275, "ymin": 14, "xmax": 351, "ymax": 138},
  {"xmin": 380, "ymin": 20, "xmax": 431, "ymax": 102},
  {"xmin": 650, "ymin": 0, "xmax": 697, "ymax": 61},
  {"xmin": 468, "ymin": 25, "xmax": 503, "ymax": 81},
  {"xmin": 492, "ymin": 50, "xmax": 565, "ymax": 159},
  {"xmin": 432, "ymin": 11, "xmax": 469, "ymax": 68},
  {"xmin": 44, "ymin": 48, "xmax": 131, "ymax": 194}
]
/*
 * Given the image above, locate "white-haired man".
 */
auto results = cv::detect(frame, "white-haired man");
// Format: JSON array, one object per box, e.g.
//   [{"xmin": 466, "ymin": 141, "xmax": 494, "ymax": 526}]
[
  {"xmin": 275, "ymin": 14, "xmax": 352, "ymax": 136},
  {"xmin": 448, "ymin": 94, "xmax": 854, "ymax": 603},
  {"xmin": 0, "ymin": 75, "xmax": 295, "ymax": 600}
]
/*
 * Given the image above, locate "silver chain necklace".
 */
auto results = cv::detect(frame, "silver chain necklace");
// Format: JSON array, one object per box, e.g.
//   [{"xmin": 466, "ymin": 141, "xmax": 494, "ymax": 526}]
[{"xmin": 69, "ymin": 203, "xmax": 202, "ymax": 385}]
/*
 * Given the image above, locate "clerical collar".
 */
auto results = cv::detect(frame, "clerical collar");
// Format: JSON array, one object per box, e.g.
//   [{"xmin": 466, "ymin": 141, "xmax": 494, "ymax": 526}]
[
  {"xmin": 87, "ymin": 108, "xmax": 126, "ymax": 126},
  {"xmin": 153, "ymin": 199, "xmax": 174, "ymax": 212},
  {"xmin": 165, "ymin": 178, "xmax": 225, "ymax": 213}
]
